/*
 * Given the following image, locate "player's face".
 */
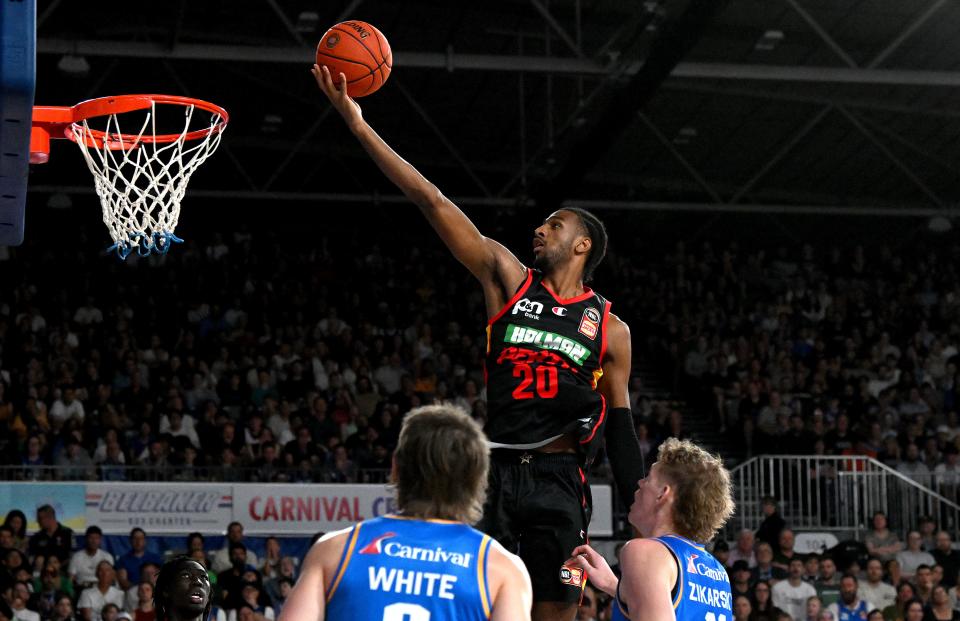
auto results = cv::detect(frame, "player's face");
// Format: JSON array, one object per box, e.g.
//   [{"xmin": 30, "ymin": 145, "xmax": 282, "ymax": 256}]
[
  {"xmin": 168, "ymin": 560, "xmax": 211, "ymax": 615},
  {"xmin": 532, "ymin": 210, "xmax": 584, "ymax": 274},
  {"xmin": 628, "ymin": 464, "xmax": 663, "ymax": 535}
]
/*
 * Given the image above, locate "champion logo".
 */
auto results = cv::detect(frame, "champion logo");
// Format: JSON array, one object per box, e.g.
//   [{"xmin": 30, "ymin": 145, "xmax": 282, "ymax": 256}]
[
  {"xmin": 686, "ymin": 553, "xmax": 699, "ymax": 574},
  {"xmin": 359, "ymin": 532, "xmax": 397, "ymax": 555},
  {"xmin": 552, "ymin": 306, "xmax": 568, "ymax": 317}
]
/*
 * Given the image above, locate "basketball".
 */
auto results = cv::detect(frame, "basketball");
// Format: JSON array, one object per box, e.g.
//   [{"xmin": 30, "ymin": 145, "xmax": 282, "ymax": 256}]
[{"xmin": 316, "ymin": 21, "xmax": 392, "ymax": 98}]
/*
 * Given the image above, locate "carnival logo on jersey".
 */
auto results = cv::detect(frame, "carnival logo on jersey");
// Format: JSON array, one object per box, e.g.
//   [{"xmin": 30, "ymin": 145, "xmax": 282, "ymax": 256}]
[
  {"xmin": 504, "ymin": 324, "xmax": 592, "ymax": 366},
  {"xmin": 359, "ymin": 532, "xmax": 397, "ymax": 555},
  {"xmin": 512, "ymin": 298, "xmax": 543, "ymax": 320},
  {"xmin": 578, "ymin": 307, "xmax": 601, "ymax": 340},
  {"xmin": 362, "ymin": 535, "xmax": 474, "ymax": 569},
  {"xmin": 552, "ymin": 306, "xmax": 568, "ymax": 317},
  {"xmin": 685, "ymin": 554, "xmax": 729, "ymax": 583}
]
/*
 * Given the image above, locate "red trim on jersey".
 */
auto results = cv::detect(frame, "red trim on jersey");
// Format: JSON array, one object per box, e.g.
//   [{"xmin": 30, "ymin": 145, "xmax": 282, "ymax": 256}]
[
  {"xmin": 578, "ymin": 466, "xmax": 588, "ymax": 508},
  {"xmin": 487, "ymin": 269, "xmax": 534, "ymax": 325},
  {"xmin": 541, "ymin": 281, "xmax": 595, "ymax": 306},
  {"xmin": 580, "ymin": 393, "xmax": 607, "ymax": 445},
  {"xmin": 598, "ymin": 300, "xmax": 613, "ymax": 365}
]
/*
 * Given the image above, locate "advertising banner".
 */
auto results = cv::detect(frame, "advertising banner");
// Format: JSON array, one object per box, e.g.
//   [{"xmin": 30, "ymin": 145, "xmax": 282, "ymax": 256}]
[
  {"xmin": 0, "ymin": 483, "xmax": 87, "ymax": 532},
  {"xmin": 85, "ymin": 483, "xmax": 233, "ymax": 534}
]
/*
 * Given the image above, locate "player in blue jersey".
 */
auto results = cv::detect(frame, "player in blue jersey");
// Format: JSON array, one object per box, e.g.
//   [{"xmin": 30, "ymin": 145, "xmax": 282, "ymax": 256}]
[
  {"xmin": 279, "ymin": 404, "xmax": 532, "ymax": 621},
  {"xmin": 566, "ymin": 438, "xmax": 735, "ymax": 621}
]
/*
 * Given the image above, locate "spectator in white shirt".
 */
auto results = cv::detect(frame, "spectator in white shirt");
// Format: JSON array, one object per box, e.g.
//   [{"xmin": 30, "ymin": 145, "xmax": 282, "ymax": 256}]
[
  {"xmin": 857, "ymin": 558, "xmax": 896, "ymax": 610},
  {"xmin": 11, "ymin": 581, "xmax": 41, "ymax": 621},
  {"xmin": 50, "ymin": 386, "xmax": 85, "ymax": 426},
  {"xmin": 69, "ymin": 526, "xmax": 115, "ymax": 588},
  {"xmin": 78, "ymin": 561, "xmax": 125, "ymax": 621},
  {"xmin": 898, "ymin": 531, "xmax": 936, "ymax": 580},
  {"xmin": 773, "ymin": 558, "xmax": 818, "ymax": 621}
]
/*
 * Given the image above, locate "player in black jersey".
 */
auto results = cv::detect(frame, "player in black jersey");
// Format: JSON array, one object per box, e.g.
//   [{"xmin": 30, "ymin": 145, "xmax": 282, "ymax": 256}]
[{"xmin": 314, "ymin": 64, "xmax": 644, "ymax": 621}]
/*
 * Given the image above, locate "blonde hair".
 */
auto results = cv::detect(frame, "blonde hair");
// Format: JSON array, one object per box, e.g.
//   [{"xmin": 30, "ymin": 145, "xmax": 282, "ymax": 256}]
[
  {"xmin": 392, "ymin": 405, "xmax": 489, "ymax": 524},
  {"xmin": 656, "ymin": 437, "xmax": 735, "ymax": 542}
]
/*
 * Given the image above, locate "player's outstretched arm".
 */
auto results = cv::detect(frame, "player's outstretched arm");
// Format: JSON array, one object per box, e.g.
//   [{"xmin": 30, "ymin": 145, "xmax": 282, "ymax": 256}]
[
  {"xmin": 311, "ymin": 64, "xmax": 525, "ymax": 293},
  {"xmin": 488, "ymin": 544, "xmax": 533, "ymax": 621},
  {"xmin": 567, "ymin": 544, "xmax": 619, "ymax": 597},
  {"xmin": 597, "ymin": 316, "xmax": 645, "ymax": 507}
]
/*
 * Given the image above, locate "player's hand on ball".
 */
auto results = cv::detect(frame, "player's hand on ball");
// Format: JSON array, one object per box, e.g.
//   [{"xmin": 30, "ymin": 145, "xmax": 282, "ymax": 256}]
[
  {"xmin": 312, "ymin": 64, "xmax": 363, "ymax": 127},
  {"xmin": 567, "ymin": 544, "xmax": 618, "ymax": 597}
]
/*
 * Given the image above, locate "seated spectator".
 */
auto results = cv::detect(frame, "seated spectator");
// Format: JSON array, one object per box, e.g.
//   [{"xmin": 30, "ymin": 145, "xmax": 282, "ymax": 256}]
[
  {"xmin": 133, "ymin": 581, "xmax": 156, "ymax": 621},
  {"xmin": 806, "ymin": 597, "xmax": 824, "ymax": 621},
  {"xmin": 899, "ymin": 534, "xmax": 936, "ymax": 580},
  {"xmin": 56, "ymin": 437, "xmax": 95, "ymax": 480},
  {"xmin": 813, "ymin": 555, "xmax": 840, "ymax": 609},
  {"xmin": 753, "ymin": 580, "xmax": 786, "ymax": 621},
  {"xmin": 860, "ymin": 558, "xmax": 897, "ymax": 610},
  {"xmin": 124, "ymin": 562, "xmax": 159, "ymax": 612},
  {"xmin": 905, "ymin": 600, "xmax": 925, "ymax": 621},
  {"xmin": 28, "ymin": 505, "xmax": 74, "ymax": 565},
  {"xmin": 773, "ymin": 558, "xmax": 818, "ymax": 621},
  {"xmin": 932, "ymin": 532, "xmax": 960, "ymax": 589},
  {"xmin": 116, "ymin": 529, "xmax": 163, "ymax": 591},
  {"xmin": 805, "ymin": 556, "xmax": 822, "ymax": 584},
  {"xmin": 49, "ymin": 594, "xmax": 78, "ymax": 621},
  {"xmin": 100, "ymin": 604, "xmax": 120, "ymax": 621},
  {"xmin": 828, "ymin": 575, "xmax": 875, "ymax": 621},
  {"xmin": 734, "ymin": 595, "xmax": 752, "ymax": 621},
  {"xmin": 259, "ymin": 538, "xmax": 282, "ymax": 580},
  {"xmin": 69, "ymin": 526, "xmax": 115, "ymax": 589},
  {"xmin": 729, "ymin": 529, "xmax": 758, "ymax": 568},
  {"xmin": 226, "ymin": 580, "xmax": 274, "ymax": 621},
  {"xmin": 920, "ymin": 518, "xmax": 938, "ymax": 553},
  {"xmin": 754, "ymin": 541, "xmax": 788, "ymax": 584},
  {"xmin": 730, "ymin": 560, "xmax": 753, "ymax": 599},
  {"xmin": 925, "ymin": 585, "xmax": 960, "ymax": 621},
  {"xmin": 211, "ymin": 523, "xmax": 259, "ymax": 574},
  {"xmin": 263, "ymin": 557, "xmax": 297, "ymax": 608},
  {"xmin": 266, "ymin": 577, "xmax": 292, "ymax": 617},
  {"xmin": 11, "ymin": 581, "xmax": 40, "ymax": 621},
  {"xmin": 773, "ymin": 529, "xmax": 798, "ymax": 571},
  {"xmin": 916, "ymin": 566, "xmax": 935, "ymax": 603},
  {"xmin": 866, "ymin": 513, "xmax": 903, "ymax": 563},
  {"xmin": 713, "ymin": 540, "xmax": 731, "ymax": 569},
  {"xmin": 31, "ymin": 559, "xmax": 74, "ymax": 617},
  {"xmin": 886, "ymin": 560, "xmax": 904, "ymax": 588},
  {"xmin": 884, "ymin": 582, "xmax": 917, "ymax": 621},
  {"xmin": 1, "ymin": 508, "xmax": 28, "ymax": 551},
  {"xmin": 78, "ymin": 561, "xmax": 125, "ymax": 621},
  {"xmin": 217, "ymin": 542, "xmax": 255, "ymax": 610}
]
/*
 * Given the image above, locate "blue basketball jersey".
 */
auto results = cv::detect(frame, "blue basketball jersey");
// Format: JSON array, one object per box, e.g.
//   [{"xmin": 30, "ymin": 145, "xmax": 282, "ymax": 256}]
[
  {"xmin": 614, "ymin": 535, "xmax": 733, "ymax": 621},
  {"xmin": 325, "ymin": 515, "xmax": 494, "ymax": 621}
]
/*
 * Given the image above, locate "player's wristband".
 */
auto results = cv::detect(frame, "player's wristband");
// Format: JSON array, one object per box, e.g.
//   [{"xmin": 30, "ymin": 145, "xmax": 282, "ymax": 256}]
[{"xmin": 605, "ymin": 407, "xmax": 645, "ymax": 507}]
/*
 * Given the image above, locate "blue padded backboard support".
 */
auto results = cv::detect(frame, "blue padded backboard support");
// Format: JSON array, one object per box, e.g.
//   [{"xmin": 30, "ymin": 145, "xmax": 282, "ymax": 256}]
[{"xmin": 0, "ymin": 0, "xmax": 36, "ymax": 246}]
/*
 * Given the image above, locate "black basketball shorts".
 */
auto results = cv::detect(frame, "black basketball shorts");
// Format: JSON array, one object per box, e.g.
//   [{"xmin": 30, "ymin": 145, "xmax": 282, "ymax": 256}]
[{"xmin": 477, "ymin": 449, "xmax": 592, "ymax": 605}]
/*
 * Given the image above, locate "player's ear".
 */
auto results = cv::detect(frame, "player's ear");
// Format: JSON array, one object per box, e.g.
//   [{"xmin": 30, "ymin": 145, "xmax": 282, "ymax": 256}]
[{"xmin": 576, "ymin": 236, "xmax": 592, "ymax": 256}]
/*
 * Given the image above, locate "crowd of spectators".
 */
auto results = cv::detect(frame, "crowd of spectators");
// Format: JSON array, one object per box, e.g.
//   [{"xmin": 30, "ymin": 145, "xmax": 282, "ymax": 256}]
[
  {"xmin": 631, "ymin": 239, "xmax": 960, "ymax": 499},
  {"xmin": 0, "ymin": 506, "xmax": 297, "ymax": 621},
  {"xmin": 0, "ymin": 220, "xmax": 680, "ymax": 484}
]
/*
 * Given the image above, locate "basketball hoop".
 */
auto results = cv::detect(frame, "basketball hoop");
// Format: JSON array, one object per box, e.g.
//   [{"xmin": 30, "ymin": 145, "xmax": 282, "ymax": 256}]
[{"xmin": 31, "ymin": 95, "xmax": 228, "ymax": 258}]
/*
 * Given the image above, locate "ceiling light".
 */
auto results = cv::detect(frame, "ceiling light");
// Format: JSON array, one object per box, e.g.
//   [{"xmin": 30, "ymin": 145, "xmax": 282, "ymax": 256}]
[
  {"xmin": 296, "ymin": 11, "xmax": 319, "ymax": 33},
  {"xmin": 672, "ymin": 126, "xmax": 698, "ymax": 145},
  {"xmin": 755, "ymin": 30, "xmax": 785, "ymax": 52},
  {"xmin": 57, "ymin": 54, "xmax": 90, "ymax": 76},
  {"xmin": 928, "ymin": 216, "xmax": 952, "ymax": 233}
]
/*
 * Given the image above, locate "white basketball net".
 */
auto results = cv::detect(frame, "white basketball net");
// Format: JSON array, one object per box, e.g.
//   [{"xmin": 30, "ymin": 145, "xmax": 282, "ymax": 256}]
[{"xmin": 71, "ymin": 100, "xmax": 225, "ymax": 259}]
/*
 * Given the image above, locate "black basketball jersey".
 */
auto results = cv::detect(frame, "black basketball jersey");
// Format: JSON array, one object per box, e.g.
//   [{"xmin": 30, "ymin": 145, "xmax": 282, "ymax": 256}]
[{"xmin": 484, "ymin": 268, "xmax": 611, "ymax": 461}]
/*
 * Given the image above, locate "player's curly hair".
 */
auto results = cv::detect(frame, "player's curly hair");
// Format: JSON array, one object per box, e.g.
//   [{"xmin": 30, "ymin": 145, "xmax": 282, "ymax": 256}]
[
  {"xmin": 154, "ymin": 556, "xmax": 211, "ymax": 621},
  {"xmin": 392, "ymin": 404, "xmax": 489, "ymax": 524},
  {"xmin": 656, "ymin": 438, "xmax": 735, "ymax": 543},
  {"xmin": 562, "ymin": 207, "xmax": 608, "ymax": 283}
]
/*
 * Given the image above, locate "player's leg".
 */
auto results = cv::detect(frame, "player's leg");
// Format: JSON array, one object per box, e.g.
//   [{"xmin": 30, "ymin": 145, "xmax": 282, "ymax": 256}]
[
  {"xmin": 476, "ymin": 454, "xmax": 520, "ymax": 553},
  {"xmin": 515, "ymin": 453, "xmax": 591, "ymax": 621}
]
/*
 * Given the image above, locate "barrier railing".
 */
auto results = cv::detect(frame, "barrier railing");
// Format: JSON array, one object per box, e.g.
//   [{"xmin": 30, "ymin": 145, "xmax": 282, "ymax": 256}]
[
  {"xmin": 727, "ymin": 455, "xmax": 960, "ymax": 538},
  {"xmin": 0, "ymin": 465, "xmax": 393, "ymax": 483}
]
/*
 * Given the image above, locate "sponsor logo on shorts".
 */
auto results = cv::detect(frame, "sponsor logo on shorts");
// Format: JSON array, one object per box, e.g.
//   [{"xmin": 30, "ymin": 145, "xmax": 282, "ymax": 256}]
[
  {"xmin": 560, "ymin": 565, "xmax": 584, "ymax": 587},
  {"xmin": 579, "ymin": 307, "xmax": 600, "ymax": 340}
]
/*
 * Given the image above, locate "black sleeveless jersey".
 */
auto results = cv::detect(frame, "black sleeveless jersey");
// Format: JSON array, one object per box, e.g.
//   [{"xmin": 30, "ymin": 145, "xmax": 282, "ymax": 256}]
[{"xmin": 484, "ymin": 269, "xmax": 611, "ymax": 461}]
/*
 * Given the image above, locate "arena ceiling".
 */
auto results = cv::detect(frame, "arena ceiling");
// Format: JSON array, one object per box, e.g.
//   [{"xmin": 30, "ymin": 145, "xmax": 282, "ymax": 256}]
[{"xmin": 28, "ymin": 0, "xmax": 960, "ymax": 218}]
